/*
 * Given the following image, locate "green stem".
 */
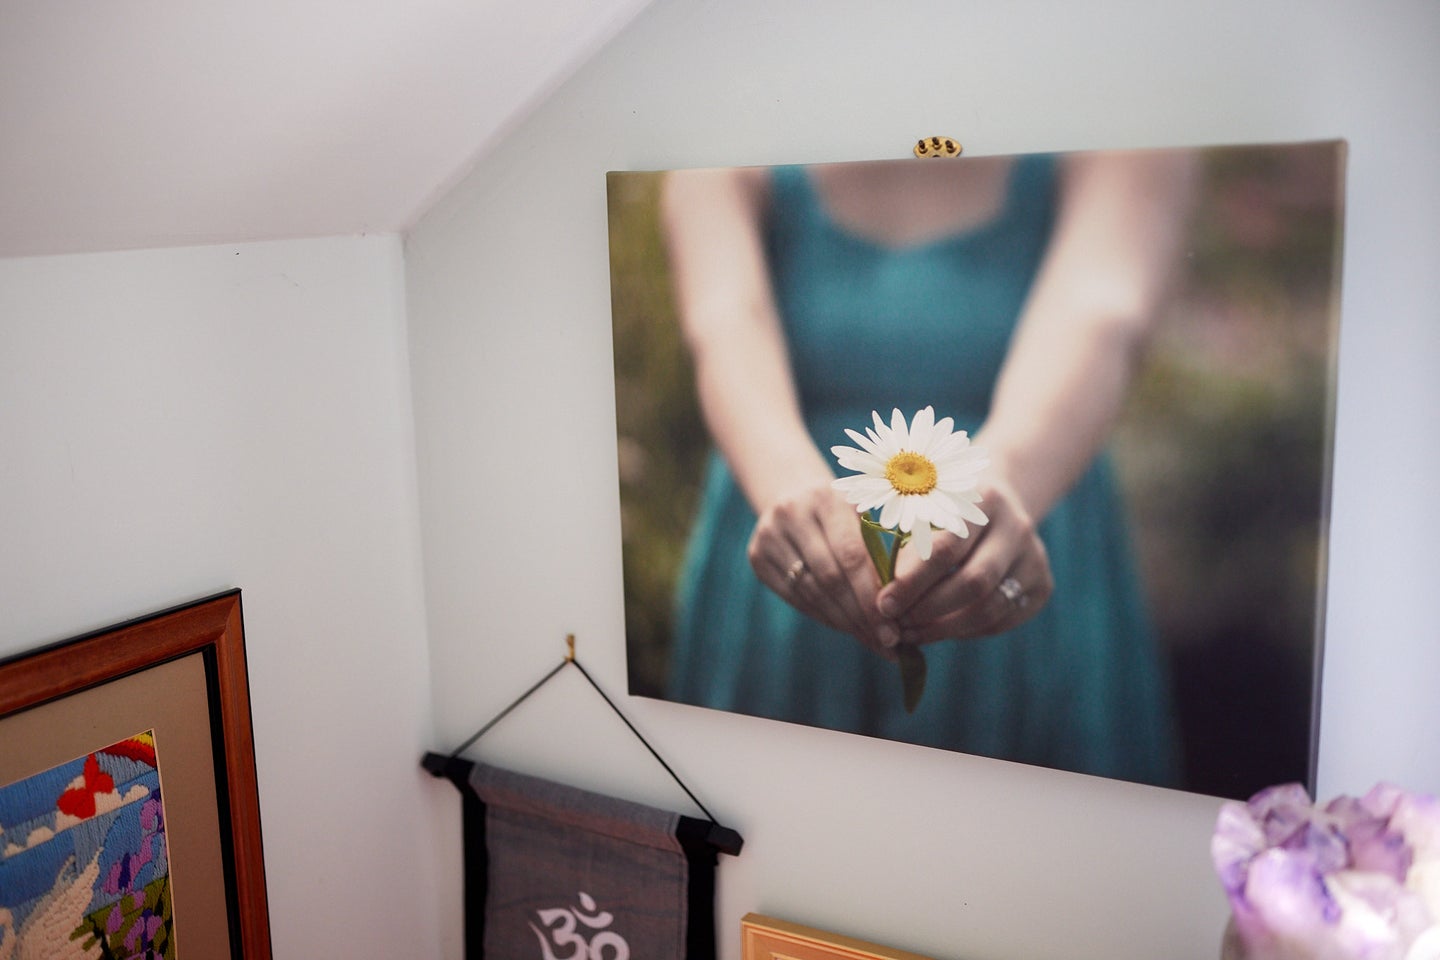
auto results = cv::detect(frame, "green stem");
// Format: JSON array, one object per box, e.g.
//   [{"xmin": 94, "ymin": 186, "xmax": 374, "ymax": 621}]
[
  {"xmin": 898, "ymin": 646, "xmax": 927, "ymax": 714},
  {"xmin": 857, "ymin": 514, "xmax": 927, "ymax": 713},
  {"xmin": 859, "ymin": 518, "xmax": 893, "ymax": 584}
]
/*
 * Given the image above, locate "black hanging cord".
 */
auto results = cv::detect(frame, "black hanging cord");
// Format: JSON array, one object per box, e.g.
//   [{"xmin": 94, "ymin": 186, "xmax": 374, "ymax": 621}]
[
  {"xmin": 423, "ymin": 635, "xmax": 742, "ymax": 856},
  {"xmin": 447, "ymin": 658, "xmax": 568, "ymax": 759},
  {"xmin": 566, "ymin": 656, "xmax": 718, "ymax": 825}
]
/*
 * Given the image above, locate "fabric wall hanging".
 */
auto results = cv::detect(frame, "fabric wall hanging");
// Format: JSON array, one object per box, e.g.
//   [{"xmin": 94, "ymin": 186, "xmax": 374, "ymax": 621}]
[{"xmin": 423, "ymin": 637, "xmax": 741, "ymax": 960}]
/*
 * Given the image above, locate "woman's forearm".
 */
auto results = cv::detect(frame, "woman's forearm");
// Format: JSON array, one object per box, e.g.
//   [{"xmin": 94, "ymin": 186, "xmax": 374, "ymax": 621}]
[
  {"xmin": 662, "ymin": 167, "xmax": 897, "ymax": 649},
  {"xmin": 689, "ymin": 328, "xmax": 833, "ymax": 513},
  {"xmin": 662, "ymin": 167, "xmax": 829, "ymax": 513},
  {"xmin": 979, "ymin": 150, "xmax": 1197, "ymax": 519}
]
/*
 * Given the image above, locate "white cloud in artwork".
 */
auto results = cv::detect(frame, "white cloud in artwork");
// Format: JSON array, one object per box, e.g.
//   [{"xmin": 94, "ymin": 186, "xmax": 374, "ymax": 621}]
[
  {"xmin": 21, "ymin": 825, "xmax": 55, "ymax": 854},
  {"xmin": 4, "ymin": 783, "xmax": 152, "ymax": 858},
  {"xmin": 53, "ymin": 782, "xmax": 149, "ymax": 833}
]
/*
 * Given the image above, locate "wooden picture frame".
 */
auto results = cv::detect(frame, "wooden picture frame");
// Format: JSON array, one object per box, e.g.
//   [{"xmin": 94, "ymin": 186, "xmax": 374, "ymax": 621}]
[
  {"xmin": 741, "ymin": 913, "xmax": 936, "ymax": 960},
  {"xmin": 0, "ymin": 590, "xmax": 269, "ymax": 958}
]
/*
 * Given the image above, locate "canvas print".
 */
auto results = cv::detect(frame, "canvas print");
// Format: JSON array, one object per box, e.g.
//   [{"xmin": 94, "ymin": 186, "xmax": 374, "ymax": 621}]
[
  {"xmin": 607, "ymin": 140, "xmax": 1345, "ymax": 798},
  {"xmin": 0, "ymin": 732, "xmax": 174, "ymax": 958}
]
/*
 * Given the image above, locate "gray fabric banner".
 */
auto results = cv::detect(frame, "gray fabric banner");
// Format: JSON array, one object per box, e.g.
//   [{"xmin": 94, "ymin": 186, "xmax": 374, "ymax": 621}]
[{"xmin": 466, "ymin": 763, "xmax": 710, "ymax": 959}]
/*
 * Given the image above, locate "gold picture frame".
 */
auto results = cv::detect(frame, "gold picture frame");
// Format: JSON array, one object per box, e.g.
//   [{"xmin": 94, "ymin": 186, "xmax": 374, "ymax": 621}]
[{"xmin": 742, "ymin": 913, "xmax": 937, "ymax": 960}]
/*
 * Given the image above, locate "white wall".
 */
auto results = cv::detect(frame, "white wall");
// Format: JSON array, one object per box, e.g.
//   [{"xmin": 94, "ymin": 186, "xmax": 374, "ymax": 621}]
[
  {"xmin": 0, "ymin": 236, "xmax": 448, "ymax": 958},
  {"xmin": 405, "ymin": 0, "xmax": 1440, "ymax": 957}
]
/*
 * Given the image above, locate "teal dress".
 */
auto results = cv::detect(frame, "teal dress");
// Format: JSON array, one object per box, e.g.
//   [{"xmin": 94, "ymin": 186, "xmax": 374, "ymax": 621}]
[{"xmin": 669, "ymin": 157, "xmax": 1180, "ymax": 787}]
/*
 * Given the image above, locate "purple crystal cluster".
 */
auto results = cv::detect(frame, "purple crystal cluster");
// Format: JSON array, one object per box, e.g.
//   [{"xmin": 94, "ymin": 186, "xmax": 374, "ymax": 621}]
[{"xmin": 1213, "ymin": 783, "xmax": 1440, "ymax": 960}]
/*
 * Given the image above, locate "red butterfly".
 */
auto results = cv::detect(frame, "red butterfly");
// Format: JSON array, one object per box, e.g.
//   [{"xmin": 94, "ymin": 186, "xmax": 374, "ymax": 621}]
[{"xmin": 56, "ymin": 754, "xmax": 115, "ymax": 820}]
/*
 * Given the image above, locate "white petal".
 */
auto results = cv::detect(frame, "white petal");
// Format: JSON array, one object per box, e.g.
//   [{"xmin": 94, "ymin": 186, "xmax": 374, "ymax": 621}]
[
  {"xmin": 844, "ymin": 428, "xmax": 884, "ymax": 459},
  {"xmin": 878, "ymin": 494, "xmax": 904, "ymax": 530},
  {"xmin": 832, "ymin": 446, "xmax": 887, "ymax": 474},
  {"xmin": 835, "ymin": 477, "xmax": 875, "ymax": 506},
  {"xmin": 925, "ymin": 416, "xmax": 956, "ymax": 455},
  {"xmin": 871, "ymin": 411, "xmax": 895, "ymax": 448},
  {"xmin": 890, "ymin": 408, "xmax": 909, "ymax": 448},
  {"xmin": 935, "ymin": 457, "xmax": 989, "ymax": 479},
  {"xmin": 833, "ymin": 476, "xmax": 887, "ymax": 504},
  {"xmin": 954, "ymin": 498, "xmax": 990, "ymax": 526},
  {"xmin": 929, "ymin": 430, "xmax": 972, "ymax": 461},
  {"xmin": 910, "ymin": 520, "xmax": 934, "ymax": 560},
  {"xmin": 857, "ymin": 489, "xmax": 896, "ymax": 512},
  {"xmin": 937, "ymin": 475, "xmax": 981, "ymax": 494},
  {"xmin": 928, "ymin": 490, "xmax": 982, "ymax": 525},
  {"xmin": 964, "ymin": 450, "xmax": 991, "ymax": 473},
  {"xmin": 919, "ymin": 492, "xmax": 961, "ymax": 525},
  {"xmin": 931, "ymin": 438, "xmax": 978, "ymax": 463},
  {"xmin": 931, "ymin": 503, "xmax": 972, "ymax": 534},
  {"xmin": 908, "ymin": 406, "xmax": 935, "ymax": 453},
  {"xmin": 847, "ymin": 478, "xmax": 896, "ymax": 508},
  {"xmin": 898, "ymin": 496, "xmax": 918, "ymax": 533},
  {"xmin": 949, "ymin": 446, "xmax": 988, "ymax": 467}
]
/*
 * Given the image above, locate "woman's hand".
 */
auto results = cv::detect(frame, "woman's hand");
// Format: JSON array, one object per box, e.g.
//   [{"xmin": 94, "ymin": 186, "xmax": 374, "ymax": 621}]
[
  {"xmin": 876, "ymin": 474, "xmax": 1054, "ymax": 645},
  {"xmin": 747, "ymin": 482, "xmax": 903, "ymax": 658}
]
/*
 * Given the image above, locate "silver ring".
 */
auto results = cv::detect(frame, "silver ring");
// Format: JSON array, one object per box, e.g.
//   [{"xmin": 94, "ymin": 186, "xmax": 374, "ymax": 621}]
[
  {"xmin": 786, "ymin": 559, "xmax": 805, "ymax": 583},
  {"xmin": 998, "ymin": 576, "xmax": 1028, "ymax": 609}
]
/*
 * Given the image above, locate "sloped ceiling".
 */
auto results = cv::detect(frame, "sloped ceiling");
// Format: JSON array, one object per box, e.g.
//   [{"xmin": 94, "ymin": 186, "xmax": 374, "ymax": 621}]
[{"xmin": 0, "ymin": 0, "xmax": 653, "ymax": 257}]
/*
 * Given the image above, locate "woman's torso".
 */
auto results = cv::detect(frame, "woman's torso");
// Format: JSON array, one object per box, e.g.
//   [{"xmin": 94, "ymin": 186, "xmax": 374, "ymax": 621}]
[{"xmin": 763, "ymin": 154, "xmax": 1059, "ymax": 436}]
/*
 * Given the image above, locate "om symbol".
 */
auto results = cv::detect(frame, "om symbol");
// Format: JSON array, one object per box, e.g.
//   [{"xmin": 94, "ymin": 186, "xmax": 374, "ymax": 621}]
[{"xmin": 529, "ymin": 891, "xmax": 631, "ymax": 960}]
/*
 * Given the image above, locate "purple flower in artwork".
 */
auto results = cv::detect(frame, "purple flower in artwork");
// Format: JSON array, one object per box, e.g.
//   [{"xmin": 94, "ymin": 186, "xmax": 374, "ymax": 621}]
[
  {"xmin": 1213, "ymin": 783, "xmax": 1440, "ymax": 960},
  {"xmin": 140, "ymin": 795, "xmax": 164, "ymax": 833},
  {"xmin": 122, "ymin": 907, "xmax": 165, "ymax": 956},
  {"xmin": 104, "ymin": 852, "xmax": 136, "ymax": 895},
  {"xmin": 103, "ymin": 794, "xmax": 166, "ymax": 898},
  {"xmin": 103, "ymin": 842, "xmax": 155, "ymax": 898}
]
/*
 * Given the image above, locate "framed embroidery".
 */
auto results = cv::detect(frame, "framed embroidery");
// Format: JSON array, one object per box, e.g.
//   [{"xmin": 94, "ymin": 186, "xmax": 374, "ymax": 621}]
[{"xmin": 0, "ymin": 591, "xmax": 269, "ymax": 958}]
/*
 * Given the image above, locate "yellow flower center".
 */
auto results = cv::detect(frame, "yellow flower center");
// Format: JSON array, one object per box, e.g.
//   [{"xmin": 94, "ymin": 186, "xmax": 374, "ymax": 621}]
[{"xmin": 885, "ymin": 451, "xmax": 938, "ymax": 495}]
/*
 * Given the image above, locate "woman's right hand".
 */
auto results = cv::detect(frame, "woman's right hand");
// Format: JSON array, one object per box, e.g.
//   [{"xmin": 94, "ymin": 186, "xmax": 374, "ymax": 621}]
[
  {"xmin": 747, "ymin": 482, "xmax": 902, "ymax": 659},
  {"xmin": 878, "ymin": 472, "xmax": 1054, "ymax": 645}
]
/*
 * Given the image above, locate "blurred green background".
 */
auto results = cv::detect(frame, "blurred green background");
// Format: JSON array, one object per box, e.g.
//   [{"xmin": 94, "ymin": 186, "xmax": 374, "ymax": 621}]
[
  {"xmin": 607, "ymin": 170, "xmax": 706, "ymax": 699},
  {"xmin": 606, "ymin": 141, "xmax": 1344, "ymax": 799}
]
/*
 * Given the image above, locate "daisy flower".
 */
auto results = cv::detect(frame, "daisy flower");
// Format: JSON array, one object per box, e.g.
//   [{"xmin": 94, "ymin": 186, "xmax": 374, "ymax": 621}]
[{"xmin": 830, "ymin": 406, "xmax": 989, "ymax": 560}]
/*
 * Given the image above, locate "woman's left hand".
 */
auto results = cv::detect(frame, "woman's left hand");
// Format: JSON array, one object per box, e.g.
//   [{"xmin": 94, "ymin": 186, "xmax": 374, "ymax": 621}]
[{"xmin": 875, "ymin": 474, "xmax": 1054, "ymax": 644}]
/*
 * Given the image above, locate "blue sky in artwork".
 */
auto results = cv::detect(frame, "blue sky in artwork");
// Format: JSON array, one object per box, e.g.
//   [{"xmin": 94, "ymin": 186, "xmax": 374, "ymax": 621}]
[{"xmin": 0, "ymin": 738, "xmax": 168, "ymax": 937}]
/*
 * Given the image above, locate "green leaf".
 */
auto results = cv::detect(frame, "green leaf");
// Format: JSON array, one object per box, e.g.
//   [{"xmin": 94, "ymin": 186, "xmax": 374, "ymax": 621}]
[
  {"xmin": 859, "ymin": 517, "xmax": 893, "ymax": 584},
  {"xmin": 898, "ymin": 646, "xmax": 927, "ymax": 713}
]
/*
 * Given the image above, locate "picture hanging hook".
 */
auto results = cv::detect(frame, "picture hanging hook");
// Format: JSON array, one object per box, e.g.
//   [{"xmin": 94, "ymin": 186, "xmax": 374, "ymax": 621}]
[
  {"xmin": 423, "ymin": 628, "xmax": 742, "ymax": 852},
  {"xmin": 913, "ymin": 136, "xmax": 963, "ymax": 159}
]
